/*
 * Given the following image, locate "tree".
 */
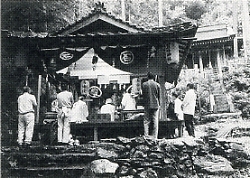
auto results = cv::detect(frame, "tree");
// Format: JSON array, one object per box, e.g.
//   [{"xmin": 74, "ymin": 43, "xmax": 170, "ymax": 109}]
[{"xmin": 184, "ymin": 0, "xmax": 207, "ymax": 21}]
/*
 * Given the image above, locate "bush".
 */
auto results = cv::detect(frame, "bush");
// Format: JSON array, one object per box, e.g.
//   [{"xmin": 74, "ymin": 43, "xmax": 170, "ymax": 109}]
[{"xmin": 224, "ymin": 64, "xmax": 250, "ymax": 118}]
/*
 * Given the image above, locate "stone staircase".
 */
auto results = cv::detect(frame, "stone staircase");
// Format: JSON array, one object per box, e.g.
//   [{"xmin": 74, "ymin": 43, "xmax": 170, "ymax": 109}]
[
  {"xmin": 1, "ymin": 144, "xmax": 98, "ymax": 177},
  {"xmin": 205, "ymin": 67, "xmax": 233, "ymax": 113}
]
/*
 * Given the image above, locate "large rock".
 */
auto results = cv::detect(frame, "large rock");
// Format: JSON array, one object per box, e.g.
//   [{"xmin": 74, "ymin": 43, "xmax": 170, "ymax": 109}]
[
  {"xmin": 194, "ymin": 155, "xmax": 234, "ymax": 175},
  {"xmin": 137, "ymin": 168, "xmax": 158, "ymax": 178},
  {"xmin": 96, "ymin": 147, "xmax": 119, "ymax": 159},
  {"xmin": 90, "ymin": 159, "xmax": 119, "ymax": 174}
]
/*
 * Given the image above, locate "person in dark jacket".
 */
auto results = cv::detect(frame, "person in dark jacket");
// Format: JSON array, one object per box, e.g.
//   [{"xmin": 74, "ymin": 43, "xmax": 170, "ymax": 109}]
[{"xmin": 141, "ymin": 72, "xmax": 160, "ymax": 140}]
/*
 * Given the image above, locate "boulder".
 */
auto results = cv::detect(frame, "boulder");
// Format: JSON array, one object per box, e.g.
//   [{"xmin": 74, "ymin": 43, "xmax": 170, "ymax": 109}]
[
  {"xmin": 117, "ymin": 136, "xmax": 132, "ymax": 144},
  {"xmin": 194, "ymin": 155, "xmax": 234, "ymax": 175},
  {"xmin": 137, "ymin": 168, "xmax": 158, "ymax": 178},
  {"xmin": 90, "ymin": 159, "xmax": 119, "ymax": 174},
  {"xmin": 96, "ymin": 147, "xmax": 119, "ymax": 159}
]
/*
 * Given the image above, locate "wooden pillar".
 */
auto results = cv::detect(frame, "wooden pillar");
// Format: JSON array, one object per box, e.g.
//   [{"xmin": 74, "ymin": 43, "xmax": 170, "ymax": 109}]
[
  {"xmin": 158, "ymin": 0, "xmax": 163, "ymax": 27},
  {"xmin": 216, "ymin": 49, "xmax": 225, "ymax": 92},
  {"xmin": 222, "ymin": 45, "xmax": 226, "ymax": 66},
  {"xmin": 242, "ymin": 0, "xmax": 250, "ymax": 61},
  {"xmin": 208, "ymin": 49, "xmax": 212, "ymax": 69},
  {"xmin": 198, "ymin": 51, "xmax": 204, "ymax": 78},
  {"xmin": 233, "ymin": 0, "xmax": 238, "ymax": 58},
  {"xmin": 159, "ymin": 76, "xmax": 166, "ymax": 120},
  {"xmin": 121, "ymin": 0, "xmax": 126, "ymax": 22},
  {"xmin": 36, "ymin": 75, "xmax": 42, "ymax": 124},
  {"xmin": 216, "ymin": 49, "xmax": 223, "ymax": 79}
]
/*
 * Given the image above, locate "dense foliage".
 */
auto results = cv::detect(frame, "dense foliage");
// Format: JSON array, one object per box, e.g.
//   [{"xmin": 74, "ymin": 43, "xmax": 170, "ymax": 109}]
[
  {"xmin": 224, "ymin": 63, "xmax": 250, "ymax": 118},
  {"xmin": 1, "ymin": 0, "xmax": 248, "ymax": 33}
]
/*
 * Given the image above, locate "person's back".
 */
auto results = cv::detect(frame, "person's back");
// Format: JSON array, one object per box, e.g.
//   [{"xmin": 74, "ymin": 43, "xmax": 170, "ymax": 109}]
[
  {"xmin": 57, "ymin": 90, "xmax": 74, "ymax": 108},
  {"xmin": 174, "ymin": 97, "xmax": 183, "ymax": 120},
  {"xmin": 18, "ymin": 92, "xmax": 37, "ymax": 114},
  {"xmin": 182, "ymin": 83, "xmax": 197, "ymax": 137},
  {"xmin": 100, "ymin": 98, "xmax": 115, "ymax": 121},
  {"xmin": 182, "ymin": 88, "xmax": 196, "ymax": 116},
  {"xmin": 121, "ymin": 92, "xmax": 136, "ymax": 110},
  {"xmin": 17, "ymin": 86, "xmax": 37, "ymax": 146},
  {"xmin": 141, "ymin": 72, "xmax": 160, "ymax": 140},
  {"xmin": 142, "ymin": 79, "xmax": 160, "ymax": 109},
  {"xmin": 56, "ymin": 84, "xmax": 74, "ymax": 144},
  {"xmin": 71, "ymin": 96, "xmax": 89, "ymax": 123},
  {"xmin": 100, "ymin": 104, "xmax": 115, "ymax": 114}
]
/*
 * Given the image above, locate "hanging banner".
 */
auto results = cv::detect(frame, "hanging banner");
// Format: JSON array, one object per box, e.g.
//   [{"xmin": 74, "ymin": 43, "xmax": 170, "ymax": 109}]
[
  {"xmin": 59, "ymin": 51, "xmax": 74, "ymax": 60},
  {"xmin": 120, "ymin": 50, "xmax": 134, "ymax": 64},
  {"xmin": 40, "ymin": 47, "xmax": 91, "ymax": 71}
]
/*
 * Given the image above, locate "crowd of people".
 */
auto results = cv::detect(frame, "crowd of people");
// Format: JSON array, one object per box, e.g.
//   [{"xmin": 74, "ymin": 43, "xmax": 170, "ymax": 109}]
[{"xmin": 17, "ymin": 72, "xmax": 197, "ymax": 147}]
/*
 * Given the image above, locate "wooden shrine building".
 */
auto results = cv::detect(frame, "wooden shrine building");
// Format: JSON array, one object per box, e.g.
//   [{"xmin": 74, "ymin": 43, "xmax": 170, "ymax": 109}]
[
  {"xmin": 189, "ymin": 24, "xmax": 241, "ymax": 75},
  {"xmin": 2, "ymin": 3, "xmax": 197, "ymax": 143}
]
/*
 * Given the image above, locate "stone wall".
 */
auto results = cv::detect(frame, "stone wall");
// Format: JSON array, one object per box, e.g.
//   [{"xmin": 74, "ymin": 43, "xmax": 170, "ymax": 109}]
[{"xmin": 2, "ymin": 135, "xmax": 250, "ymax": 177}]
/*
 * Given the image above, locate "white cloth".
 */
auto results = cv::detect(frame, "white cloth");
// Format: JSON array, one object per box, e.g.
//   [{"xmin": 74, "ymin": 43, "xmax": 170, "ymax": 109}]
[
  {"xmin": 57, "ymin": 90, "xmax": 73, "ymax": 143},
  {"xmin": 100, "ymin": 104, "xmax": 115, "ymax": 121},
  {"xmin": 17, "ymin": 113, "xmax": 35, "ymax": 145},
  {"xmin": 17, "ymin": 92, "xmax": 37, "ymax": 145},
  {"xmin": 71, "ymin": 100, "xmax": 89, "ymax": 123},
  {"xmin": 121, "ymin": 93, "xmax": 136, "ymax": 110},
  {"xmin": 18, "ymin": 92, "xmax": 37, "ymax": 114},
  {"xmin": 209, "ymin": 94, "xmax": 215, "ymax": 111},
  {"xmin": 174, "ymin": 98, "xmax": 183, "ymax": 120},
  {"xmin": 57, "ymin": 91, "xmax": 74, "ymax": 108},
  {"xmin": 182, "ymin": 89, "xmax": 197, "ymax": 116},
  {"xmin": 57, "ymin": 107, "xmax": 71, "ymax": 143}
]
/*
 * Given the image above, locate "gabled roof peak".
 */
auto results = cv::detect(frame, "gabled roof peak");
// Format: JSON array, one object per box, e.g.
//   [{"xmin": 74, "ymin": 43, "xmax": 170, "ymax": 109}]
[{"xmin": 54, "ymin": 2, "xmax": 145, "ymax": 36}]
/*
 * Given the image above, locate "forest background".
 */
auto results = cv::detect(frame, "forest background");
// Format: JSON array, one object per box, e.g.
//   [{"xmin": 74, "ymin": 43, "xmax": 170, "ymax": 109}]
[{"xmin": 1, "ymin": 0, "xmax": 249, "ymax": 33}]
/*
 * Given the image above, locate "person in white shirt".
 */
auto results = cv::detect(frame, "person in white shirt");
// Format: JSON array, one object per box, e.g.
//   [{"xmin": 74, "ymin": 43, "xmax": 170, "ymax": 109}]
[
  {"xmin": 17, "ymin": 86, "xmax": 37, "ymax": 146},
  {"xmin": 172, "ymin": 93, "xmax": 184, "ymax": 120},
  {"xmin": 182, "ymin": 83, "xmax": 197, "ymax": 137},
  {"xmin": 57, "ymin": 83, "xmax": 74, "ymax": 144},
  {"xmin": 121, "ymin": 91, "xmax": 137, "ymax": 120},
  {"xmin": 121, "ymin": 92, "xmax": 137, "ymax": 110},
  {"xmin": 71, "ymin": 96, "xmax": 89, "ymax": 123},
  {"xmin": 100, "ymin": 98, "xmax": 116, "ymax": 121}
]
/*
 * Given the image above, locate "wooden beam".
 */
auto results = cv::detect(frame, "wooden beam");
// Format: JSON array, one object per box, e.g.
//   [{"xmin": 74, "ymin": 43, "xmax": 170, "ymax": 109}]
[{"xmin": 36, "ymin": 75, "xmax": 42, "ymax": 124}]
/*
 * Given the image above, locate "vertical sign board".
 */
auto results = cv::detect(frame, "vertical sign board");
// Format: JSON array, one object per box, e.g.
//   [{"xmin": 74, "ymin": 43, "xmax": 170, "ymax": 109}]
[{"xmin": 214, "ymin": 94, "xmax": 230, "ymax": 113}]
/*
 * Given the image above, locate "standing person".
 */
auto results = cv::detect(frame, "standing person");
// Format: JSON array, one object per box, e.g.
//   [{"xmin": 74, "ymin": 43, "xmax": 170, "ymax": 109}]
[
  {"xmin": 172, "ymin": 92, "xmax": 183, "ymax": 120},
  {"xmin": 141, "ymin": 72, "xmax": 161, "ymax": 140},
  {"xmin": 17, "ymin": 86, "xmax": 37, "ymax": 147},
  {"xmin": 121, "ymin": 91, "xmax": 137, "ymax": 110},
  {"xmin": 57, "ymin": 83, "xmax": 74, "ymax": 145},
  {"xmin": 182, "ymin": 83, "xmax": 197, "ymax": 137},
  {"xmin": 100, "ymin": 98, "xmax": 116, "ymax": 121},
  {"xmin": 71, "ymin": 96, "xmax": 89, "ymax": 123}
]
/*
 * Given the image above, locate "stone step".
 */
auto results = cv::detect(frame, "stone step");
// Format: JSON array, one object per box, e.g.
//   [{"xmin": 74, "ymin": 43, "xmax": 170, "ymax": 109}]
[
  {"xmin": 10, "ymin": 165, "xmax": 87, "ymax": 171},
  {"xmin": 3, "ymin": 151, "xmax": 96, "ymax": 167},
  {"xmin": 7, "ymin": 165, "xmax": 89, "ymax": 178}
]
